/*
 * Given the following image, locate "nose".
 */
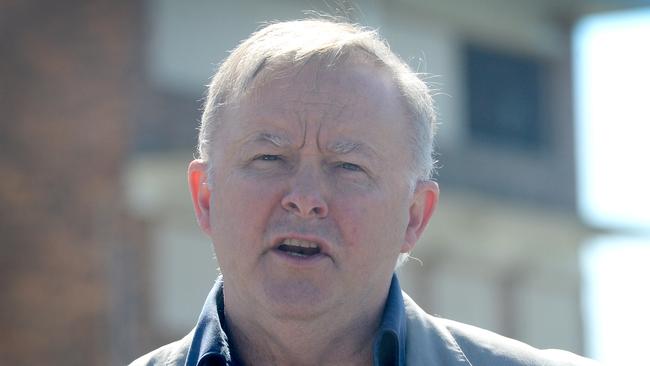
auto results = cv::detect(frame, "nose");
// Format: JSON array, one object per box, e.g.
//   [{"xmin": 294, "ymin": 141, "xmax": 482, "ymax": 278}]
[{"xmin": 281, "ymin": 169, "xmax": 329, "ymax": 219}]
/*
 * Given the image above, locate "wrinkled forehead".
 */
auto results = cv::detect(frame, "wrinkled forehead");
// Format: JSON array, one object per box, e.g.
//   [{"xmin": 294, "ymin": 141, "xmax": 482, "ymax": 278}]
[{"xmin": 212, "ymin": 54, "xmax": 413, "ymax": 160}]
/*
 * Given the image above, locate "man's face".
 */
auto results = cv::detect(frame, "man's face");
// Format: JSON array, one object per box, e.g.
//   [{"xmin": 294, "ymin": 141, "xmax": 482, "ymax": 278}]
[{"xmin": 189, "ymin": 59, "xmax": 437, "ymax": 321}]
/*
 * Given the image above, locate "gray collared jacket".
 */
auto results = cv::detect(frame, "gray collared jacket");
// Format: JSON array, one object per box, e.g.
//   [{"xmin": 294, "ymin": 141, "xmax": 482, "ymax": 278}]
[{"xmin": 130, "ymin": 292, "xmax": 598, "ymax": 366}]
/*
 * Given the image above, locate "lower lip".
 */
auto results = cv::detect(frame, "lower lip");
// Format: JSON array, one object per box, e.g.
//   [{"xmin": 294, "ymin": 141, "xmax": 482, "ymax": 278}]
[{"xmin": 271, "ymin": 248, "xmax": 330, "ymax": 267}]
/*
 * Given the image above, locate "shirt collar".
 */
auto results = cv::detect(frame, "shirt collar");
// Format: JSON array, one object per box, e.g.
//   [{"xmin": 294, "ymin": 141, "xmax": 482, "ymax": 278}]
[
  {"xmin": 373, "ymin": 273, "xmax": 407, "ymax": 366},
  {"xmin": 186, "ymin": 274, "xmax": 406, "ymax": 366},
  {"xmin": 185, "ymin": 277, "xmax": 232, "ymax": 366}
]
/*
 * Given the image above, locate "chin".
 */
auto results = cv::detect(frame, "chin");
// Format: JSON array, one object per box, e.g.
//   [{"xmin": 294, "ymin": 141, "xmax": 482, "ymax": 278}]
[{"xmin": 261, "ymin": 277, "xmax": 332, "ymax": 319}]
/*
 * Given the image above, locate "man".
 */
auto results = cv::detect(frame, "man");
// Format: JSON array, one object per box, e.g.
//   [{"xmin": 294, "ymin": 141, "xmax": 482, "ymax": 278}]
[{"xmin": 132, "ymin": 19, "xmax": 597, "ymax": 365}]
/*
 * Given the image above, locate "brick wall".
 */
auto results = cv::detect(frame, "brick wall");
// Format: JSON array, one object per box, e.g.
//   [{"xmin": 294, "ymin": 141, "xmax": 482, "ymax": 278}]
[{"xmin": 0, "ymin": 1, "xmax": 151, "ymax": 364}]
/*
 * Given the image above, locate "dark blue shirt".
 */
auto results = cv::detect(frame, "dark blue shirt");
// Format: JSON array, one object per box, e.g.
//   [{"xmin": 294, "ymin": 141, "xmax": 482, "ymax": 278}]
[{"xmin": 185, "ymin": 274, "xmax": 407, "ymax": 366}]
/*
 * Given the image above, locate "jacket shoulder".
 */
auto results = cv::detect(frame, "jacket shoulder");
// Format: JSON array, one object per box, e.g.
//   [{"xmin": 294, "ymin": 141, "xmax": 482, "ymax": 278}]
[
  {"xmin": 129, "ymin": 330, "xmax": 194, "ymax": 366},
  {"xmin": 402, "ymin": 292, "xmax": 599, "ymax": 366},
  {"xmin": 441, "ymin": 317, "xmax": 598, "ymax": 366}
]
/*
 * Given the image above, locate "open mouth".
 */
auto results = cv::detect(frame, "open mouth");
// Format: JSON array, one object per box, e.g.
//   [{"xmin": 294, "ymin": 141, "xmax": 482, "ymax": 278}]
[{"xmin": 277, "ymin": 238, "xmax": 321, "ymax": 257}]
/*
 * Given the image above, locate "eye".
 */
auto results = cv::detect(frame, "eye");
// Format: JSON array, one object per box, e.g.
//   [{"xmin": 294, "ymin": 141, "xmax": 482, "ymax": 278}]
[
  {"xmin": 255, "ymin": 154, "xmax": 281, "ymax": 162},
  {"xmin": 337, "ymin": 162, "xmax": 362, "ymax": 172}
]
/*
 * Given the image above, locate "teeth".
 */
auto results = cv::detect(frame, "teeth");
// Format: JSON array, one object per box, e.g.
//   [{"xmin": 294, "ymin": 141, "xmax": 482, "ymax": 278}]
[
  {"xmin": 285, "ymin": 251, "xmax": 307, "ymax": 257},
  {"xmin": 282, "ymin": 238, "xmax": 319, "ymax": 249}
]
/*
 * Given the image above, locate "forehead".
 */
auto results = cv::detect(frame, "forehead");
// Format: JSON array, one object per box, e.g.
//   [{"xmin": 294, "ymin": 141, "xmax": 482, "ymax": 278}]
[{"xmin": 218, "ymin": 58, "xmax": 411, "ymax": 153}]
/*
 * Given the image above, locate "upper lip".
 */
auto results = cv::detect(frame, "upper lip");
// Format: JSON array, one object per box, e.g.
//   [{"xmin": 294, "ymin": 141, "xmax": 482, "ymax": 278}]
[{"xmin": 271, "ymin": 233, "xmax": 333, "ymax": 257}]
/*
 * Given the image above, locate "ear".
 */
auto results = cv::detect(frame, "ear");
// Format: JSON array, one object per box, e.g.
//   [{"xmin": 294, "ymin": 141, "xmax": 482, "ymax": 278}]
[
  {"xmin": 401, "ymin": 181, "xmax": 439, "ymax": 253},
  {"xmin": 188, "ymin": 159, "xmax": 212, "ymax": 235}
]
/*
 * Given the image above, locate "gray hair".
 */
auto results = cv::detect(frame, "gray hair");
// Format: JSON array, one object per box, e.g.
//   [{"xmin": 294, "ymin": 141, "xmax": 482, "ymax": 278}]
[{"xmin": 197, "ymin": 18, "xmax": 438, "ymax": 184}]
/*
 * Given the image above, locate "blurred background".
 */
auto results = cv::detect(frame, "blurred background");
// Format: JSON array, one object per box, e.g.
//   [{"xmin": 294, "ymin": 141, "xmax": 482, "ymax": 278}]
[{"xmin": 1, "ymin": 0, "xmax": 649, "ymax": 365}]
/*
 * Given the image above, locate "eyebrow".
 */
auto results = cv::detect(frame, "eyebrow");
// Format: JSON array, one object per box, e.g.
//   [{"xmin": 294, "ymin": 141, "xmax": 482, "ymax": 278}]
[
  {"xmin": 247, "ymin": 132, "xmax": 292, "ymax": 148},
  {"xmin": 243, "ymin": 132, "xmax": 379, "ymax": 160},
  {"xmin": 326, "ymin": 139, "xmax": 379, "ymax": 160}
]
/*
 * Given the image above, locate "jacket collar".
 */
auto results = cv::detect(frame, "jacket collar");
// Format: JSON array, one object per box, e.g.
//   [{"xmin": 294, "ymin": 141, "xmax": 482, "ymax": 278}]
[{"xmin": 402, "ymin": 292, "xmax": 473, "ymax": 365}]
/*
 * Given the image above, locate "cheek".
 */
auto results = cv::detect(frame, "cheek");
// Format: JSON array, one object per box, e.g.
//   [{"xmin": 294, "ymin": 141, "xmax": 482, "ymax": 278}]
[
  {"xmin": 335, "ymin": 195, "xmax": 407, "ymax": 256},
  {"xmin": 210, "ymin": 178, "xmax": 282, "ymax": 245}
]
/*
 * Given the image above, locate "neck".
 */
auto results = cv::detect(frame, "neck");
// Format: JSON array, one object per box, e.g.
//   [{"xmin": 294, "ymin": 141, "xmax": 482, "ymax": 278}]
[{"xmin": 223, "ymin": 288, "xmax": 387, "ymax": 366}]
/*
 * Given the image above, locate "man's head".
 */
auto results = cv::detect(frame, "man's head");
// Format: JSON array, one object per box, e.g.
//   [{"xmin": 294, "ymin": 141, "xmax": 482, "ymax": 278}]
[{"xmin": 188, "ymin": 19, "xmax": 439, "ymax": 322}]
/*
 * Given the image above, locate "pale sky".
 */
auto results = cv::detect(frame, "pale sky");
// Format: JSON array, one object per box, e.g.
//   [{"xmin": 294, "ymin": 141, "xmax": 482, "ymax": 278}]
[
  {"xmin": 574, "ymin": 7, "xmax": 650, "ymax": 364},
  {"xmin": 575, "ymin": 8, "xmax": 650, "ymax": 231}
]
